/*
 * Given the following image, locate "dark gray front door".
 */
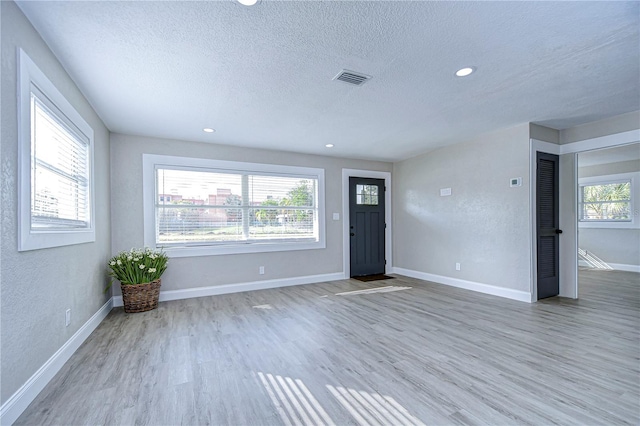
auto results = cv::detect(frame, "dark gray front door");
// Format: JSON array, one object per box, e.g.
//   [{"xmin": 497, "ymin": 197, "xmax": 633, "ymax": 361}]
[
  {"xmin": 349, "ymin": 177, "xmax": 385, "ymax": 277},
  {"xmin": 536, "ymin": 152, "xmax": 561, "ymax": 300}
]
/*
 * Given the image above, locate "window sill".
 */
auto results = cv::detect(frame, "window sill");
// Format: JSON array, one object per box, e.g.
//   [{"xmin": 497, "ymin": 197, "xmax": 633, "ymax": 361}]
[
  {"xmin": 157, "ymin": 240, "xmax": 326, "ymax": 258},
  {"xmin": 578, "ymin": 222, "xmax": 639, "ymax": 230},
  {"xmin": 18, "ymin": 228, "xmax": 96, "ymax": 252}
]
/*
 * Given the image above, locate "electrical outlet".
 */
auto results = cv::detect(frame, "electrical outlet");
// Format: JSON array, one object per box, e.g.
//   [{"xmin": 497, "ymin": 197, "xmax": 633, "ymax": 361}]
[
  {"xmin": 455, "ymin": 262, "xmax": 461, "ymax": 271},
  {"xmin": 259, "ymin": 266, "xmax": 265, "ymax": 275},
  {"xmin": 65, "ymin": 309, "xmax": 71, "ymax": 327}
]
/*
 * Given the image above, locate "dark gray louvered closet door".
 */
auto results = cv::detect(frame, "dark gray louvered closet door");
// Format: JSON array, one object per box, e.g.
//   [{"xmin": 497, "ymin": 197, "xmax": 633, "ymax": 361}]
[{"xmin": 536, "ymin": 152, "xmax": 561, "ymax": 299}]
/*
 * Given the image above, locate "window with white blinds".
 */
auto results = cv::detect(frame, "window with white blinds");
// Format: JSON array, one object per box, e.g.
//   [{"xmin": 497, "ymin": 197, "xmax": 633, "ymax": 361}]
[
  {"xmin": 143, "ymin": 155, "xmax": 325, "ymax": 257},
  {"xmin": 31, "ymin": 89, "xmax": 90, "ymax": 229},
  {"xmin": 18, "ymin": 49, "xmax": 95, "ymax": 251}
]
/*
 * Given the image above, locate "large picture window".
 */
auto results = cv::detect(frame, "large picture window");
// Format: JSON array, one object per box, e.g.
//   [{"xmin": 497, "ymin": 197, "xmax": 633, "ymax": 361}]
[
  {"xmin": 144, "ymin": 155, "xmax": 325, "ymax": 256},
  {"xmin": 18, "ymin": 49, "xmax": 95, "ymax": 251}
]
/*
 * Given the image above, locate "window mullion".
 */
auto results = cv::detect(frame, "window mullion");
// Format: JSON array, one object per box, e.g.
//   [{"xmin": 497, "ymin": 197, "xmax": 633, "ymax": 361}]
[{"xmin": 242, "ymin": 174, "xmax": 249, "ymax": 240}]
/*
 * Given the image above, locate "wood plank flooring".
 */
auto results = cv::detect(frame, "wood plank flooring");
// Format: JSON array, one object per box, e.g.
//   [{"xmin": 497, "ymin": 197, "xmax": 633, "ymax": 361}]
[{"xmin": 16, "ymin": 270, "xmax": 640, "ymax": 425}]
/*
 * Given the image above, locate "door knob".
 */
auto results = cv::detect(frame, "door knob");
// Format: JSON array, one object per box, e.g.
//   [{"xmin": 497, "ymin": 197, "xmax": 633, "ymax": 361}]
[{"xmin": 556, "ymin": 229, "xmax": 563, "ymax": 234}]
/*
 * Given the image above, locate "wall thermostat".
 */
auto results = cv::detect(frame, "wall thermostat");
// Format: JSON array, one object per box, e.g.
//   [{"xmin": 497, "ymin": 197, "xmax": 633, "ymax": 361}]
[{"xmin": 510, "ymin": 177, "xmax": 522, "ymax": 187}]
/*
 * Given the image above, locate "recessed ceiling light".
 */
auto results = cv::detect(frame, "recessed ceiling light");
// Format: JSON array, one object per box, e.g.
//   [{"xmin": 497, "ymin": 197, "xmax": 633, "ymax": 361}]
[
  {"xmin": 237, "ymin": 0, "xmax": 258, "ymax": 5},
  {"xmin": 325, "ymin": 144, "xmax": 334, "ymax": 148},
  {"xmin": 455, "ymin": 67, "xmax": 475, "ymax": 77},
  {"xmin": 203, "ymin": 128, "xmax": 215, "ymax": 133}
]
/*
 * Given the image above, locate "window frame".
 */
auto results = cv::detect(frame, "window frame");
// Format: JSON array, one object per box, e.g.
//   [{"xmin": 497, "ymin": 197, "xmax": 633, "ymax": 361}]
[
  {"xmin": 143, "ymin": 154, "xmax": 326, "ymax": 257},
  {"xmin": 578, "ymin": 172, "xmax": 639, "ymax": 229},
  {"xmin": 17, "ymin": 48, "xmax": 95, "ymax": 251}
]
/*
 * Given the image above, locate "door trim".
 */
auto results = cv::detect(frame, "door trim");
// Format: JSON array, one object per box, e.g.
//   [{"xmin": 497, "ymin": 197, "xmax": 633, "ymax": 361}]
[
  {"xmin": 342, "ymin": 169, "xmax": 392, "ymax": 279},
  {"xmin": 530, "ymin": 141, "xmax": 577, "ymax": 301}
]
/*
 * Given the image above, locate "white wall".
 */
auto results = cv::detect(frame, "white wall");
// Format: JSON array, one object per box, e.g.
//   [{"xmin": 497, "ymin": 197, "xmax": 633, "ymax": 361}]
[
  {"xmin": 579, "ymin": 228, "xmax": 640, "ymax": 269},
  {"xmin": 110, "ymin": 133, "xmax": 392, "ymax": 295},
  {"xmin": 578, "ymin": 157, "xmax": 640, "ymax": 270},
  {"xmin": 392, "ymin": 123, "xmax": 532, "ymax": 300},
  {"xmin": 0, "ymin": 0, "xmax": 111, "ymax": 406}
]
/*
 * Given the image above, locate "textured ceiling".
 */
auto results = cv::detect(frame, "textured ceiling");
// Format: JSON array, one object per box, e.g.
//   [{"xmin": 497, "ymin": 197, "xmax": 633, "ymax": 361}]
[{"xmin": 16, "ymin": 1, "xmax": 640, "ymax": 162}]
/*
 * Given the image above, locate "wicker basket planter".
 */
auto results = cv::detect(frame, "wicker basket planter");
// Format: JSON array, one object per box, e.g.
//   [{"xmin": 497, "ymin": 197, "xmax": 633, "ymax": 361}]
[{"xmin": 121, "ymin": 279, "xmax": 162, "ymax": 313}]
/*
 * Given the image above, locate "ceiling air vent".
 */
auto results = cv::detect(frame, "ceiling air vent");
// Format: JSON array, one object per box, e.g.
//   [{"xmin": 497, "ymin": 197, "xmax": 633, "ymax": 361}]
[{"xmin": 333, "ymin": 69, "xmax": 372, "ymax": 86}]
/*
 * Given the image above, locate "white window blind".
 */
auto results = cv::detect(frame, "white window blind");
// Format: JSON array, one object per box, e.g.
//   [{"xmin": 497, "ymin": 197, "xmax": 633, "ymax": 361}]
[
  {"xmin": 156, "ymin": 167, "xmax": 318, "ymax": 246},
  {"xmin": 31, "ymin": 89, "xmax": 90, "ymax": 229}
]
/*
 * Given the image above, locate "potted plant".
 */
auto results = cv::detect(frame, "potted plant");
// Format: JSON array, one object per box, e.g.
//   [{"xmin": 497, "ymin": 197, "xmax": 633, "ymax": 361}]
[{"xmin": 107, "ymin": 248, "xmax": 168, "ymax": 313}]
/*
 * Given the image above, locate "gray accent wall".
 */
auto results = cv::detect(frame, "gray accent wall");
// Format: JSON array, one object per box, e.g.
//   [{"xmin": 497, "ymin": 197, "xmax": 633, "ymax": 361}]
[
  {"xmin": 530, "ymin": 123, "xmax": 559, "ymax": 144},
  {"xmin": 110, "ymin": 133, "xmax": 392, "ymax": 295},
  {"xmin": 392, "ymin": 123, "xmax": 532, "ymax": 292},
  {"xmin": 0, "ymin": 1, "xmax": 111, "ymax": 405},
  {"xmin": 579, "ymin": 159, "xmax": 640, "ymax": 179},
  {"xmin": 560, "ymin": 111, "xmax": 640, "ymax": 144}
]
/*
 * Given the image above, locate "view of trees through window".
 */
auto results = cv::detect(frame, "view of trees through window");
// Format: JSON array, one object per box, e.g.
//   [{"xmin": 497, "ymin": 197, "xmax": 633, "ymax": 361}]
[
  {"xmin": 580, "ymin": 181, "xmax": 631, "ymax": 221},
  {"xmin": 156, "ymin": 168, "xmax": 318, "ymax": 244},
  {"xmin": 355, "ymin": 184, "xmax": 379, "ymax": 205}
]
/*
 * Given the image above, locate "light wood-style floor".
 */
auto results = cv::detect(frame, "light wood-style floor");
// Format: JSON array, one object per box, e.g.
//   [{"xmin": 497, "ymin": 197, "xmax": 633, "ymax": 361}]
[{"xmin": 17, "ymin": 270, "xmax": 640, "ymax": 425}]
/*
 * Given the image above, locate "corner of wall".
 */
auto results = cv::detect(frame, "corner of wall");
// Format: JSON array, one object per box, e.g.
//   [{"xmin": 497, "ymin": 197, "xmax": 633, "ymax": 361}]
[{"xmin": 530, "ymin": 123, "xmax": 560, "ymax": 144}]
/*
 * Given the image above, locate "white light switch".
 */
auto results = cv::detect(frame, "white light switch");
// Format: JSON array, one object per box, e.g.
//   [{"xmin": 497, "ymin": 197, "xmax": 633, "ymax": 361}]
[
  {"xmin": 440, "ymin": 188, "xmax": 452, "ymax": 196},
  {"xmin": 333, "ymin": 213, "xmax": 340, "ymax": 220}
]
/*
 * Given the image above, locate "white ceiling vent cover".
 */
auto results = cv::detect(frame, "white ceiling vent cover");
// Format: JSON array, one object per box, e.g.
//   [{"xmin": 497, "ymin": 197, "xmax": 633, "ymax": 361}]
[{"xmin": 333, "ymin": 70, "xmax": 372, "ymax": 86}]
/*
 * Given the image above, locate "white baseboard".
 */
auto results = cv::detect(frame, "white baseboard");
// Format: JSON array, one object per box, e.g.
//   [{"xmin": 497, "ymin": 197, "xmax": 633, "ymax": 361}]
[
  {"xmin": 0, "ymin": 299, "xmax": 113, "ymax": 426},
  {"xmin": 391, "ymin": 267, "xmax": 532, "ymax": 303},
  {"xmin": 579, "ymin": 260, "xmax": 640, "ymax": 273},
  {"xmin": 112, "ymin": 272, "xmax": 345, "ymax": 307},
  {"xmin": 609, "ymin": 263, "xmax": 640, "ymax": 273}
]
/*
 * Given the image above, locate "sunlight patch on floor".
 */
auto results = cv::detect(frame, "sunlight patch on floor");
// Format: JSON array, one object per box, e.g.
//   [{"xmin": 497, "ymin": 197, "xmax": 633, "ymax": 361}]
[
  {"xmin": 579, "ymin": 248, "xmax": 613, "ymax": 270},
  {"xmin": 256, "ymin": 371, "xmax": 425, "ymax": 426},
  {"xmin": 252, "ymin": 304, "xmax": 273, "ymax": 309},
  {"xmin": 335, "ymin": 286, "xmax": 412, "ymax": 296},
  {"xmin": 256, "ymin": 372, "xmax": 335, "ymax": 426},
  {"xmin": 326, "ymin": 385, "xmax": 426, "ymax": 426}
]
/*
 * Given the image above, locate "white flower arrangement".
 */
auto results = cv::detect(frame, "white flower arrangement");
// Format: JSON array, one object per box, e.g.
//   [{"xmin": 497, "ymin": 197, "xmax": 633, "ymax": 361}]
[{"xmin": 106, "ymin": 247, "xmax": 168, "ymax": 291}]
